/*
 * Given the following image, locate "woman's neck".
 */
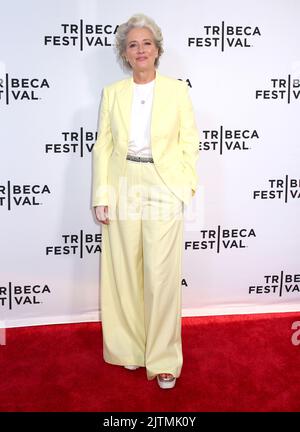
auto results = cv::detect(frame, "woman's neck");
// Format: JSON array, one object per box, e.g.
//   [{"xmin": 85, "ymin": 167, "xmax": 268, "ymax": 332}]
[{"xmin": 133, "ymin": 69, "xmax": 156, "ymax": 84}]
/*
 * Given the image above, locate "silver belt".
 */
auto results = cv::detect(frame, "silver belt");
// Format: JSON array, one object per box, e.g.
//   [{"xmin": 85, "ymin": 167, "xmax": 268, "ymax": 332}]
[{"xmin": 126, "ymin": 154, "xmax": 154, "ymax": 163}]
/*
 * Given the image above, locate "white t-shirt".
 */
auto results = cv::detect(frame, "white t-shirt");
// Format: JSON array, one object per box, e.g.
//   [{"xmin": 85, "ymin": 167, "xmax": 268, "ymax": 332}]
[{"xmin": 127, "ymin": 79, "xmax": 155, "ymax": 157}]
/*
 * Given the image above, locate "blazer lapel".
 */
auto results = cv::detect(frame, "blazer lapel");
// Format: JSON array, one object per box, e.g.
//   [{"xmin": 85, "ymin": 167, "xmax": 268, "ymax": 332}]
[
  {"xmin": 150, "ymin": 71, "xmax": 163, "ymax": 141},
  {"xmin": 116, "ymin": 70, "xmax": 164, "ymax": 148},
  {"xmin": 116, "ymin": 76, "xmax": 133, "ymax": 139}
]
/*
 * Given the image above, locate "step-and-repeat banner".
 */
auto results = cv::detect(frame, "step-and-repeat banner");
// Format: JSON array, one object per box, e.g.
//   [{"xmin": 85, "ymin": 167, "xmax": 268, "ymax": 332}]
[{"xmin": 1, "ymin": 0, "xmax": 299, "ymax": 328}]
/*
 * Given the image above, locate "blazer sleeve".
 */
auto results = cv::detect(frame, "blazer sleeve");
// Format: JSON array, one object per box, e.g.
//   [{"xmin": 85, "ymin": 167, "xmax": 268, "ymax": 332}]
[
  {"xmin": 92, "ymin": 86, "xmax": 113, "ymax": 207},
  {"xmin": 178, "ymin": 82, "xmax": 200, "ymax": 196}
]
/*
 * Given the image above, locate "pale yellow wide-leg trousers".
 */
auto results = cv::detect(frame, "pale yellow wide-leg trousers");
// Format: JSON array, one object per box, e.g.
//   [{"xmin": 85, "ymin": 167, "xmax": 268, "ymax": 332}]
[{"xmin": 100, "ymin": 159, "xmax": 184, "ymax": 380}]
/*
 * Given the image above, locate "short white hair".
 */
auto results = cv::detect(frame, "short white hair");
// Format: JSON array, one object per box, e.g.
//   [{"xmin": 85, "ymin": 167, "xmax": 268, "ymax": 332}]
[{"xmin": 114, "ymin": 13, "xmax": 164, "ymax": 71}]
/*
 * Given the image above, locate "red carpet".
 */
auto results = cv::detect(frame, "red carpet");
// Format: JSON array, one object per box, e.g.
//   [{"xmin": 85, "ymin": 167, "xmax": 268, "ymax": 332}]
[{"xmin": 0, "ymin": 312, "xmax": 300, "ymax": 412}]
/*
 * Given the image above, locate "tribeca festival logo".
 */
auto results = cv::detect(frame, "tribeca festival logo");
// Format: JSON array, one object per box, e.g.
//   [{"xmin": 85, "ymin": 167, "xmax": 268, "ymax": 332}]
[
  {"xmin": 46, "ymin": 230, "xmax": 101, "ymax": 258},
  {"xmin": 0, "ymin": 182, "xmax": 51, "ymax": 210},
  {"xmin": 185, "ymin": 226, "xmax": 256, "ymax": 253},
  {"xmin": 45, "ymin": 129, "xmax": 97, "ymax": 157},
  {"xmin": 200, "ymin": 127, "xmax": 259, "ymax": 154},
  {"xmin": 188, "ymin": 22, "xmax": 261, "ymax": 51},
  {"xmin": 255, "ymin": 75, "xmax": 300, "ymax": 103},
  {"xmin": 44, "ymin": 21, "xmax": 118, "ymax": 50},
  {"xmin": 0, "ymin": 73, "xmax": 50, "ymax": 105},
  {"xmin": 249, "ymin": 271, "xmax": 300, "ymax": 297},
  {"xmin": 0, "ymin": 282, "xmax": 51, "ymax": 310},
  {"xmin": 253, "ymin": 176, "xmax": 300, "ymax": 203}
]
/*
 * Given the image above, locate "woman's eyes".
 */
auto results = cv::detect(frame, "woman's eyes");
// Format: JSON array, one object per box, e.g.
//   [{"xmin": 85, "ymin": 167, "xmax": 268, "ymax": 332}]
[{"xmin": 128, "ymin": 42, "xmax": 152, "ymax": 48}]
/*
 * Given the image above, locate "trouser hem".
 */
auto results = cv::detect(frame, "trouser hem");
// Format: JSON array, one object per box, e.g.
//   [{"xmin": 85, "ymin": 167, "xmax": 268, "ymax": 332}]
[
  {"xmin": 103, "ymin": 356, "xmax": 145, "ymax": 368},
  {"xmin": 146, "ymin": 366, "xmax": 182, "ymax": 381}
]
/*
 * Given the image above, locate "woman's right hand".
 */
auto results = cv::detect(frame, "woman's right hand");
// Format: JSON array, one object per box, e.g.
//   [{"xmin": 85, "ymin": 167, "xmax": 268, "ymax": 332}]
[{"xmin": 94, "ymin": 205, "xmax": 110, "ymax": 224}]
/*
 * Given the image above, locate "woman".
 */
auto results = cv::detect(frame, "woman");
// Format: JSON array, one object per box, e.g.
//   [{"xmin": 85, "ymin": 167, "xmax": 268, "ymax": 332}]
[{"xmin": 92, "ymin": 13, "xmax": 199, "ymax": 389}]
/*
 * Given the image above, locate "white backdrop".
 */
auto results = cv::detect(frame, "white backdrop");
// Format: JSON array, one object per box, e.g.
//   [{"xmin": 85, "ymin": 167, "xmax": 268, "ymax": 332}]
[{"xmin": 0, "ymin": 0, "xmax": 299, "ymax": 328}]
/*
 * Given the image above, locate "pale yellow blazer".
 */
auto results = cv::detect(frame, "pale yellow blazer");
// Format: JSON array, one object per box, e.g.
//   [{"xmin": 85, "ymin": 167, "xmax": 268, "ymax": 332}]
[{"xmin": 92, "ymin": 70, "xmax": 200, "ymax": 207}]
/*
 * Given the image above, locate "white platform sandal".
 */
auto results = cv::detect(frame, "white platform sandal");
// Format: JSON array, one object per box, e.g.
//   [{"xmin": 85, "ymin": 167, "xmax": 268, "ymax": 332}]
[
  {"xmin": 157, "ymin": 374, "xmax": 176, "ymax": 389},
  {"xmin": 124, "ymin": 365, "xmax": 140, "ymax": 370}
]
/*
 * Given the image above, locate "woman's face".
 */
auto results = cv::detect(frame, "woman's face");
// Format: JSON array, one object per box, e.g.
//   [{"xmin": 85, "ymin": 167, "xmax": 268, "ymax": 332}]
[{"xmin": 124, "ymin": 27, "xmax": 159, "ymax": 73}]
